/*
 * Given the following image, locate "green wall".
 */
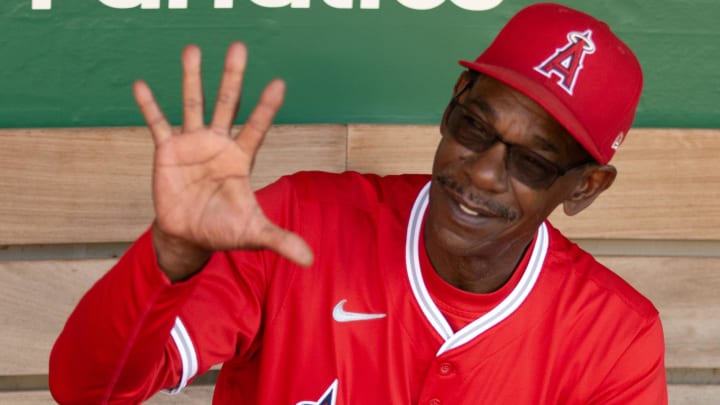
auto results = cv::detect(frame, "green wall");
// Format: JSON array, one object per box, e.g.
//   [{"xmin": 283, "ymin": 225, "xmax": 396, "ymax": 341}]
[{"xmin": 1, "ymin": 0, "xmax": 718, "ymax": 128}]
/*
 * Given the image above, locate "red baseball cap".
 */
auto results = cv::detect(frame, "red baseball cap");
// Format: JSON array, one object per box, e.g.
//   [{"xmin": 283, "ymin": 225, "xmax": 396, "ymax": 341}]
[{"xmin": 459, "ymin": 2, "xmax": 643, "ymax": 164}]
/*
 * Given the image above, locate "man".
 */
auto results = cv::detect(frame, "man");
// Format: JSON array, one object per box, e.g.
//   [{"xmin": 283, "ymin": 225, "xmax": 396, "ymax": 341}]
[{"xmin": 49, "ymin": 3, "xmax": 667, "ymax": 404}]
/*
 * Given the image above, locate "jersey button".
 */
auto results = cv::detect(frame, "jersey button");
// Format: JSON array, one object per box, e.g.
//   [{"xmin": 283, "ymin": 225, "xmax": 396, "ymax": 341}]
[
  {"xmin": 438, "ymin": 362, "xmax": 455, "ymax": 375},
  {"xmin": 429, "ymin": 399, "xmax": 441, "ymax": 405}
]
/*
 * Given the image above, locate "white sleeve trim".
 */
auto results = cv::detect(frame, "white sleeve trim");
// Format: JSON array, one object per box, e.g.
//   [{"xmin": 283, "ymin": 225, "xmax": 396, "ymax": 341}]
[{"xmin": 163, "ymin": 316, "xmax": 199, "ymax": 394}]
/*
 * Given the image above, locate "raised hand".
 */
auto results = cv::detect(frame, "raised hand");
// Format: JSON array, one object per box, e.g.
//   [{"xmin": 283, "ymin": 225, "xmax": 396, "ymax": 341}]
[{"xmin": 133, "ymin": 42, "xmax": 313, "ymax": 281}]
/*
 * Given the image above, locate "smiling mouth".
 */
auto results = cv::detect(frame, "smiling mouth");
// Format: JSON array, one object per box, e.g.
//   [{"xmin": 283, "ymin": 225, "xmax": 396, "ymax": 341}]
[
  {"xmin": 457, "ymin": 199, "xmax": 501, "ymax": 219},
  {"xmin": 459, "ymin": 202, "xmax": 481, "ymax": 216},
  {"xmin": 435, "ymin": 174, "xmax": 517, "ymax": 221}
]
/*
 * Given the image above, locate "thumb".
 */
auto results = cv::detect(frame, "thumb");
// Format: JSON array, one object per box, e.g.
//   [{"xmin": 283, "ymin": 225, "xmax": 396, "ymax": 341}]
[{"xmin": 255, "ymin": 221, "xmax": 314, "ymax": 268}]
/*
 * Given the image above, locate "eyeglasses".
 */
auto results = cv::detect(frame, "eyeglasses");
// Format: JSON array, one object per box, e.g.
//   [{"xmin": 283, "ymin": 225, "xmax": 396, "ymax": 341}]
[{"xmin": 442, "ymin": 77, "xmax": 594, "ymax": 189}]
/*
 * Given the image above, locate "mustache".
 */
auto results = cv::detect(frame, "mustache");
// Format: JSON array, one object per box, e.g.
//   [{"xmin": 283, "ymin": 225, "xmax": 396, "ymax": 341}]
[{"xmin": 435, "ymin": 174, "xmax": 518, "ymax": 221}]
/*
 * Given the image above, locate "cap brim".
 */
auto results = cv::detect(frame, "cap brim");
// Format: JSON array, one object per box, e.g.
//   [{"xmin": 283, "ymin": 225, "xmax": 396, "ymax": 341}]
[{"xmin": 459, "ymin": 60, "xmax": 604, "ymax": 164}]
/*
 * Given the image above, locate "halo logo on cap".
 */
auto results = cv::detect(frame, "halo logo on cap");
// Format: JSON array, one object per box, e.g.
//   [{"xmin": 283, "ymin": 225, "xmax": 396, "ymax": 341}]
[
  {"xmin": 611, "ymin": 132, "xmax": 625, "ymax": 150},
  {"xmin": 534, "ymin": 29, "xmax": 596, "ymax": 96}
]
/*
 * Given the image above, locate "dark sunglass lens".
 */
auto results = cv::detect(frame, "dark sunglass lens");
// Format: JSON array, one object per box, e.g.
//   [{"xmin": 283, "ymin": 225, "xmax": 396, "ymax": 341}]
[
  {"xmin": 508, "ymin": 148, "xmax": 559, "ymax": 189},
  {"xmin": 447, "ymin": 104, "xmax": 496, "ymax": 152}
]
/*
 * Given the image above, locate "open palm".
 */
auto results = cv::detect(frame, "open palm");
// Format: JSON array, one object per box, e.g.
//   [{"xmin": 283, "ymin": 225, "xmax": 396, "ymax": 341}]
[{"xmin": 133, "ymin": 43, "xmax": 313, "ymax": 279}]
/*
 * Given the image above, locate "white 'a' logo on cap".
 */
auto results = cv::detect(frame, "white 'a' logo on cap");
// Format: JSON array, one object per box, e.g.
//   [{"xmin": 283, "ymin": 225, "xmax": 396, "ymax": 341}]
[{"xmin": 534, "ymin": 30, "xmax": 596, "ymax": 96}]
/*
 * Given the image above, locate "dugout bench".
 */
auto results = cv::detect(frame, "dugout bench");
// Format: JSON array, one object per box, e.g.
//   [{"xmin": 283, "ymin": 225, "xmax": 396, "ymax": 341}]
[{"xmin": 0, "ymin": 125, "xmax": 718, "ymax": 404}]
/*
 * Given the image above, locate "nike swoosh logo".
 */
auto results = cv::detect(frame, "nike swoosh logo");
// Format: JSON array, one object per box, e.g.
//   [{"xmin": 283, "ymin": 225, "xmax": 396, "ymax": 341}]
[{"xmin": 332, "ymin": 299, "xmax": 386, "ymax": 323}]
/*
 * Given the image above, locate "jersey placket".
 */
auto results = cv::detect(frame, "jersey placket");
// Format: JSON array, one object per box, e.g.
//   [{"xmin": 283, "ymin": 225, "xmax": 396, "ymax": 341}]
[{"xmin": 405, "ymin": 182, "xmax": 549, "ymax": 404}]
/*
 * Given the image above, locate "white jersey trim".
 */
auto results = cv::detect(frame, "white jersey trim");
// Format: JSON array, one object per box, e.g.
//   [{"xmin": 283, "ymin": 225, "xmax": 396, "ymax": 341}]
[
  {"xmin": 163, "ymin": 316, "xmax": 198, "ymax": 394},
  {"xmin": 405, "ymin": 181, "xmax": 549, "ymax": 356}
]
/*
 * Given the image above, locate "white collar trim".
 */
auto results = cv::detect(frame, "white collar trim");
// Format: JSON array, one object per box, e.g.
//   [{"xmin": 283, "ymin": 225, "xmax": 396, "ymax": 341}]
[{"xmin": 405, "ymin": 181, "xmax": 549, "ymax": 356}]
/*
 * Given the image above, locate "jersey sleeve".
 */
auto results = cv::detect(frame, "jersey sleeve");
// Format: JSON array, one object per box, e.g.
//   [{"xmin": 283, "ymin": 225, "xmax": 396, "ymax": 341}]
[
  {"xmin": 48, "ymin": 176, "xmax": 304, "ymax": 404},
  {"xmin": 588, "ymin": 314, "xmax": 668, "ymax": 404},
  {"xmin": 49, "ymin": 226, "xmax": 275, "ymax": 404},
  {"xmin": 49, "ymin": 229, "xmax": 196, "ymax": 404}
]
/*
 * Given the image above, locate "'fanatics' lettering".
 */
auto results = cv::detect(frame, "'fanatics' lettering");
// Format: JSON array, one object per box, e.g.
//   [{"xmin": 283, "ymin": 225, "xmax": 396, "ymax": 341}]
[{"xmin": 32, "ymin": 0, "xmax": 503, "ymax": 11}]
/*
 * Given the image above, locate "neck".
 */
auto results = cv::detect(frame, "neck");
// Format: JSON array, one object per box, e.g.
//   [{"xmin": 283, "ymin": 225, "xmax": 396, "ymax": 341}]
[{"xmin": 423, "ymin": 231, "xmax": 533, "ymax": 294}]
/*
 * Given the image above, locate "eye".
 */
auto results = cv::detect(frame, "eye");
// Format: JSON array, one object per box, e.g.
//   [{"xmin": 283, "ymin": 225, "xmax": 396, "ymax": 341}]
[
  {"xmin": 521, "ymin": 153, "xmax": 546, "ymax": 167},
  {"xmin": 457, "ymin": 110, "xmax": 497, "ymax": 144},
  {"xmin": 446, "ymin": 103, "xmax": 498, "ymax": 152},
  {"xmin": 460, "ymin": 111, "xmax": 490, "ymax": 135},
  {"xmin": 513, "ymin": 149, "xmax": 556, "ymax": 177},
  {"xmin": 463, "ymin": 114, "xmax": 484, "ymax": 130}
]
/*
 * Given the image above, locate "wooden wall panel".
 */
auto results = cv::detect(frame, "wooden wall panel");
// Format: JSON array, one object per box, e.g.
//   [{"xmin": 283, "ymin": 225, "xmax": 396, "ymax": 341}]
[
  {"xmin": 0, "ymin": 125, "xmax": 346, "ymax": 245},
  {"xmin": 549, "ymin": 129, "xmax": 720, "ymax": 240},
  {"xmin": 0, "ymin": 259, "xmax": 114, "ymax": 375},
  {"xmin": 347, "ymin": 124, "xmax": 437, "ymax": 175},
  {"xmin": 668, "ymin": 385, "xmax": 720, "ymax": 404},
  {"xmin": 0, "ymin": 127, "xmax": 153, "ymax": 245}
]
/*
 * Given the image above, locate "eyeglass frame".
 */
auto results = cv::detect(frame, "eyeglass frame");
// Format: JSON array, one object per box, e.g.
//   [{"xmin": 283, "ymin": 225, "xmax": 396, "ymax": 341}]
[{"xmin": 441, "ymin": 72, "xmax": 596, "ymax": 190}]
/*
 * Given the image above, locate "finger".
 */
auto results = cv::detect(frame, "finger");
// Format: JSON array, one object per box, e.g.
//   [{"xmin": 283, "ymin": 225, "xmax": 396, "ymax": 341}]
[
  {"xmin": 256, "ymin": 221, "xmax": 314, "ymax": 268},
  {"xmin": 209, "ymin": 42, "xmax": 247, "ymax": 134},
  {"xmin": 133, "ymin": 80, "xmax": 172, "ymax": 146},
  {"xmin": 235, "ymin": 79, "xmax": 285, "ymax": 155},
  {"xmin": 182, "ymin": 44, "xmax": 205, "ymax": 132}
]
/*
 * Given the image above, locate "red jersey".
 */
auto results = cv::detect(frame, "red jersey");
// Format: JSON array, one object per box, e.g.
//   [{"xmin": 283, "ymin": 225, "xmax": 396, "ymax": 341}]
[{"xmin": 50, "ymin": 172, "xmax": 667, "ymax": 404}]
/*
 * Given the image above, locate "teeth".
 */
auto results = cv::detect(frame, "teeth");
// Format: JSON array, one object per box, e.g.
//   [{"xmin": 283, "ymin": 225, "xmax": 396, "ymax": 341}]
[{"xmin": 459, "ymin": 203, "xmax": 479, "ymax": 216}]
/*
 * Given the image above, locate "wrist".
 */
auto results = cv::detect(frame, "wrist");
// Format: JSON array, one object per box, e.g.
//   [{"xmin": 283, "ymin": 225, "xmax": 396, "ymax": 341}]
[{"xmin": 151, "ymin": 222, "xmax": 212, "ymax": 282}]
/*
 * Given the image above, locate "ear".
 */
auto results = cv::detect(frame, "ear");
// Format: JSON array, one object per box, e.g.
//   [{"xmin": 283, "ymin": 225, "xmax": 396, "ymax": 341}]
[{"xmin": 562, "ymin": 165, "xmax": 617, "ymax": 216}]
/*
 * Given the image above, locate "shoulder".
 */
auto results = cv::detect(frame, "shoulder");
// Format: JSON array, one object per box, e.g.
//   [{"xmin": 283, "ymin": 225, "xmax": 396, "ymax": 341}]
[
  {"xmin": 537, "ymin": 223, "xmax": 666, "ymax": 399},
  {"xmin": 254, "ymin": 171, "xmax": 431, "ymax": 240},
  {"xmin": 258, "ymin": 171, "xmax": 431, "ymax": 209},
  {"xmin": 543, "ymin": 222, "xmax": 658, "ymax": 320}
]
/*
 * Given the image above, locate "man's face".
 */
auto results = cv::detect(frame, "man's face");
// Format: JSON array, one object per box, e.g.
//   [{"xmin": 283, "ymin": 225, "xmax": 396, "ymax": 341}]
[{"xmin": 426, "ymin": 74, "xmax": 591, "ymax": 258}]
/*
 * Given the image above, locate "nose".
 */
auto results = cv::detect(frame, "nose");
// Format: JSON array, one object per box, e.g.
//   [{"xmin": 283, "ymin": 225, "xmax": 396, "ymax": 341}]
[{"xmin": 461, "ymin": 141, "xmax": 510, "ymax": 193}]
